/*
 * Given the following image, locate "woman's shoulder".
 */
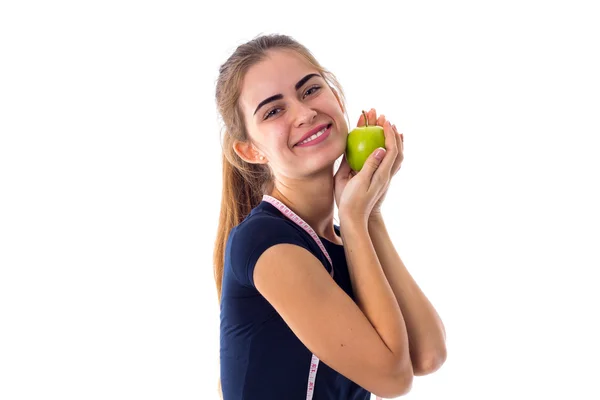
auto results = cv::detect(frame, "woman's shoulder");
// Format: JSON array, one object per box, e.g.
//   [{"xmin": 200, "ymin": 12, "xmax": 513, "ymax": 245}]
[
  {"xmin": 232, "ymin": 201, "xmax": 305, "ymax": 239},
  {"xmin": 226, "ymin": 201, "xmax": 316, "ymax": 287}
]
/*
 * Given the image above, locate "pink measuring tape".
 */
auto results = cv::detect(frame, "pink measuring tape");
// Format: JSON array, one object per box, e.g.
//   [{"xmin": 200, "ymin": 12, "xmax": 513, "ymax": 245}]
[{"xmin": 262, "ymin": 195, "xmax": 382, "ymax": 400}]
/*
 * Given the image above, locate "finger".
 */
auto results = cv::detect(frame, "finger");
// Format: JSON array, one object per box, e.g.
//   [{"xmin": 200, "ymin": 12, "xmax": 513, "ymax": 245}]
[
  {"xmin": 359, "ymin": 146, "xmax": 386, "ymax": 187},
  {"xmin": 394, "ymin": 125, "xmax": 404, "ymax": 173},
  {"xmin": 380, "ymin": 120, "xmax": 397, "ymax": 174},
  {"xmin": 364, "ymin": 120, "xmax": 395, "ymax": 192},
  {"xmin": 356, "ymin": 111, "xmax": 366, "ymax": 127},
  {"xmin": 393, "ymin": 124, "xmax": 403, "ymax": 154},
  {"xmin": 390, "ymin": 124, "xmax": 403, "ymax": 175},
  {"xmin": 377, "ymin": 113, "xmax": 387, "ymax": 127},
  {"xmin": 367, "ymin": 108, "xmax": 377, "ymax": 126},
  {"xmin": 395, "ymin": 125, "xmax": 403, "ymax": 144}
]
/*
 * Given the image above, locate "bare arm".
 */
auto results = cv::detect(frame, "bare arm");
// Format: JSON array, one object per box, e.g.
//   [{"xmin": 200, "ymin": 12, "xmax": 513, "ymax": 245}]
[
  {"xmin": 368, "ymin": 214, "xmax": 447, "ymax": 375},
  {"xmin": 253, "ymin": 220, "xmax": 413, "ymax": 398},
  {"xmin": 339, "ymin": 218, "xmax": 413, "ymax": 371}
]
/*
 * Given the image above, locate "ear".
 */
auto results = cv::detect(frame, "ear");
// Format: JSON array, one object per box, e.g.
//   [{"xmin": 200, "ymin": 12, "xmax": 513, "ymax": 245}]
[{"xmin": 233, "ymin": 140, "xmax": 266, "ymax": 164}]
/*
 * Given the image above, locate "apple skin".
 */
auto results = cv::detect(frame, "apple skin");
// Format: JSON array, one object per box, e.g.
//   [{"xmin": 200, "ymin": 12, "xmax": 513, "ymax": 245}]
[{"xmin": 345, "ymin": 125, "xmax": 386, "ymax": 172}]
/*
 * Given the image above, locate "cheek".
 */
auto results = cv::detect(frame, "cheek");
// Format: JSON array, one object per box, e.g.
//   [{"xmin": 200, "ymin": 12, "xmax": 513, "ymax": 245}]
[
  {"xmin": 339, "ymin": 117, "xmax": 348, "ymax": 132},
  {"xmin": 275, "ymin": 127, "xmax": 291, "ymax": 148},
  {"xmin": 264, "ymin": 125, "xmax": 292, "ymax": 151},
  {"xmin": 262, "ymin": 122, "xmax": 286, "ymax": 141},
  {"xmin": 325, "ymin": 99, "xmax": 347, "ymax": 127},
  {"xmin": 335, "ymin": 115, "xmax": 349, "ymax": 137}
]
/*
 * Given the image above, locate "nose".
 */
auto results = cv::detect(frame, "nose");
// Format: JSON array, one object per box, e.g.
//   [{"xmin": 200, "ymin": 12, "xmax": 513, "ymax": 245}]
[{"xmin": 292, "ymin": 101, "xmax": 317, "ymax": 128}]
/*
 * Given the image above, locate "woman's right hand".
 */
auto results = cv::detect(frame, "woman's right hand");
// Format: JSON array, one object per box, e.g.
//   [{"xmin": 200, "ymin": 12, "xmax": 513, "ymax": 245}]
[{"xmin": 334, "ymin": 119, "xmax": 396, "ymax": 226}]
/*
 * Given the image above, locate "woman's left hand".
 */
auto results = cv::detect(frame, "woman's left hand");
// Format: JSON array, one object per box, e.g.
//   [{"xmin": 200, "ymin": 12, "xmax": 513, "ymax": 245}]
[{"xmin": 334, "ymin": 108, "xmax": 404, "ymax": 221}]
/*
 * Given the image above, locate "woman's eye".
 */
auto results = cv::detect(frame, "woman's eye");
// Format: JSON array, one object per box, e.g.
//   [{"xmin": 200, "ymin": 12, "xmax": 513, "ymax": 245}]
[
  {"xmin": 304, "ymin": 85, "xmax": 321, "ymax": 97},
  {"xmin": 264, "ymin": 107, "xmax": 282, "ymax": 120},
  {"xmin": 263, "ymin": 86, "xmax": 320, "ymax": 120}
]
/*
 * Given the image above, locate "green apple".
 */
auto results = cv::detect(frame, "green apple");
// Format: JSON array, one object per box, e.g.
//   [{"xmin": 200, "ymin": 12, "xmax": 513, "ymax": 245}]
[{"xmin": 345, "ymin": 111, "xmax": 386, "ymax": 172}]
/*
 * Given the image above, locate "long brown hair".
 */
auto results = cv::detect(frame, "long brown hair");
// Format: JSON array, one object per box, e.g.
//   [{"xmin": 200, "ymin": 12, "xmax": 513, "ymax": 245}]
[{"xmin": 213, "ymin": 34, "xmax": 348, "ymax": 302}]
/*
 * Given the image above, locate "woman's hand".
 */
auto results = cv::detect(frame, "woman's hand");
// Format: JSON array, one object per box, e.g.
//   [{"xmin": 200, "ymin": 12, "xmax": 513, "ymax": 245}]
[
  {"xmin": 361, "ymin": 109, "xmax": 404, "ymax": 220},
  {"xmin": 334, "ymin": 108, "xmax": 404, "ymax": 226}
]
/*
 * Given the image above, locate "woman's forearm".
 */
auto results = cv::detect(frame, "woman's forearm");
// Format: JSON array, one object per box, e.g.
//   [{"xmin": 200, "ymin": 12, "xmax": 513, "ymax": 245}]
[
  {"xmin": 368, "ymin": 214, "xmax": 447, "ymax": 375},
  {"xmin": 339, "ymin": 216, "xmax": 412, "ymax": 370}
]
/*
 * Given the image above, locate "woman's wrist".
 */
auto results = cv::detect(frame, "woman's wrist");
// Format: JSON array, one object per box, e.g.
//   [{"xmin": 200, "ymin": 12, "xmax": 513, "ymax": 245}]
[{"xmin": 339, "ymin": 211, "xmax": 368, "ymax": 234}]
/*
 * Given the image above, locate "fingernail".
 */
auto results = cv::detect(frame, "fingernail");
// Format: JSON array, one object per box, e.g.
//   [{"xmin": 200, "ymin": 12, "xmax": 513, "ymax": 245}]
[{"xmin": 375, "ymin": 148, "xmax": 386, "ymax": 160}]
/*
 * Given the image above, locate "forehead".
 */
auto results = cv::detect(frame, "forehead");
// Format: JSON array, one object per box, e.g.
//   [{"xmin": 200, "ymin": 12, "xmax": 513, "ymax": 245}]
[{"xmin": 239, "ymin": 50, "xmax": 319, "ymax": 114}]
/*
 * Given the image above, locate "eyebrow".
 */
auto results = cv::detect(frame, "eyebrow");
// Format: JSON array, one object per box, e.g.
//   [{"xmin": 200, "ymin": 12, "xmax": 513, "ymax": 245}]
[{"xmin": 252, "ymin": 73, "xmax": 321, "ymax": 116}]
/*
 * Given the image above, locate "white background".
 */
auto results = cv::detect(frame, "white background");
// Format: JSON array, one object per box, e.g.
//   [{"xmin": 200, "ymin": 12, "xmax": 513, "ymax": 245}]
[{"xmin": 1, "ymin": 0, "xmax": 599, "ymax": 399}]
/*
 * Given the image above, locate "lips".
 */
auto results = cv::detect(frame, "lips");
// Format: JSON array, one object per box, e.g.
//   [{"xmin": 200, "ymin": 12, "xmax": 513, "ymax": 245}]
[{"xmin": 294, "ymin": 123, "xmax": 332, "ymax": 146}]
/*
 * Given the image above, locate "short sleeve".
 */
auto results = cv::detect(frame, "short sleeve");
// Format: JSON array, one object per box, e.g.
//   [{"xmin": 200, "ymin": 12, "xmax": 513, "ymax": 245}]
[{"xmin": 227, "ymin": 215, "xmax": 312, "ymax": 288}]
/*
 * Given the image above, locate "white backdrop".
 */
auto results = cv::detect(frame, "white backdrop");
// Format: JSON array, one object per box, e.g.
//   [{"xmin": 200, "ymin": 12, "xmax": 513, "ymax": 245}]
[{"xmin": 1, "ymin": 0, "xmax": 599, "ymax": 399}]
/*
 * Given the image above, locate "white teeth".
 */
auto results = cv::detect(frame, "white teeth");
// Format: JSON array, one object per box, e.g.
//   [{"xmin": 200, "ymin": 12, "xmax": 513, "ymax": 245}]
[{"xmin": 298, "ymin": 126, "xmax": 328, "ymax": 145}]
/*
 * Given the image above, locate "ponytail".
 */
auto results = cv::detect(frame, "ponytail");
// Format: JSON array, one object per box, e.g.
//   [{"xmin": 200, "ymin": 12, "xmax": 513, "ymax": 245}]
[{"xmin": 213, "ymin": 152, "xmax": 271, "ymax": 301}]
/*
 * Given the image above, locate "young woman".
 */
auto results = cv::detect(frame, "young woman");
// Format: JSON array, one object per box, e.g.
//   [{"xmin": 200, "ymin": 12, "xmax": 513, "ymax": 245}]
[{"xmin": 213, "ymin": 34, "xmax": 446, "ymax": 399}]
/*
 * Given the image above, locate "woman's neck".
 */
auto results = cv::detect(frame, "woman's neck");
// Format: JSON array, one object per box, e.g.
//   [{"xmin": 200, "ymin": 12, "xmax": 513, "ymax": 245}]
[{"xmin": 269, "ymin": 170, "xmax": 340, "ymax": 245}]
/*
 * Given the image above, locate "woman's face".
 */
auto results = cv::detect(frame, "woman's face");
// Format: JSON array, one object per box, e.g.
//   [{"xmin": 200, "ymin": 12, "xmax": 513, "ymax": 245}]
[{"xmin": 237, "ymin": 49, "xmax": 348, "ymax": 179}]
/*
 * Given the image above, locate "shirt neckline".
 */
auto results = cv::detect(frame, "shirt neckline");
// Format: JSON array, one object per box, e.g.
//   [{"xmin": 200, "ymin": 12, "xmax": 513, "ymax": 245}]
[{"xmin": 260, "ymin": 201, "xmax": 344, "ymax": 247}]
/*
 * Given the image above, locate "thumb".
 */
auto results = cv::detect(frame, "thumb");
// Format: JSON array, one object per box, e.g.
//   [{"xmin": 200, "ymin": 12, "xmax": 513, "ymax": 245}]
[{"xmin": 359, "ymin": 147, "xmax": 386, "ymax": 179}]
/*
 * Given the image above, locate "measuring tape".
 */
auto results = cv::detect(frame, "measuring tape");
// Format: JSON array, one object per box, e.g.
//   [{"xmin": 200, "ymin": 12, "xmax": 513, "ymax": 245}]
[{"xmin": 262, "ymin": 195, "xmax": 382, "ymax": 400}]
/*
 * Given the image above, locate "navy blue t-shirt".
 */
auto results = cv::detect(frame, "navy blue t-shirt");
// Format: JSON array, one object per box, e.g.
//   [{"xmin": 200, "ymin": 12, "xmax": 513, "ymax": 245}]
[{"xmin": 220, "ymin": 200, "xmax": 371, "ymax": 400}]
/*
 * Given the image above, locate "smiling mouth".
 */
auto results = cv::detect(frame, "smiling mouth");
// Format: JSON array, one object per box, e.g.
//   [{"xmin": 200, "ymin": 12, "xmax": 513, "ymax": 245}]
[{"xmin": 294, "ymin": 123, "xmax": 332, "ymax": 147}]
